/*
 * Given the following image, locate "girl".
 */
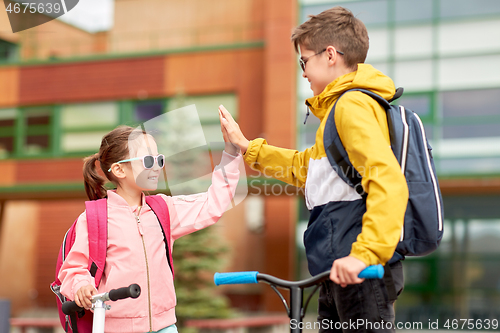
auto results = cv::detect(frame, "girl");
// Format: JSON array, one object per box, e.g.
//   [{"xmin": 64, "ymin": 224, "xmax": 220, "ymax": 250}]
[{"xmin": 58, "ymin": 113, "xmax": 241, "ymax": 333}]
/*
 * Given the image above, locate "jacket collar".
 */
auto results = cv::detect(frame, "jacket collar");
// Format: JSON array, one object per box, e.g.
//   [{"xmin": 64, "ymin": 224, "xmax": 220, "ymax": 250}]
[
  {"xmin": 106, "ymin": 190, "xmax": 148, "ymax": 213},
  {"xmin": 305, "ymin": 70, "xmax": 357, "ymax": 122},
  {"xmin": 305, "ymin": 64, "xmax": 396, "ymax": 122}
]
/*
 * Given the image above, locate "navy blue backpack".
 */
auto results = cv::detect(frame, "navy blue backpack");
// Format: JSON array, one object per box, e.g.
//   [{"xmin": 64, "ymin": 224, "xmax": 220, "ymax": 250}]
[{"xmin": 323, "ymin": 88, "xmax": 444, "ymax": 263}]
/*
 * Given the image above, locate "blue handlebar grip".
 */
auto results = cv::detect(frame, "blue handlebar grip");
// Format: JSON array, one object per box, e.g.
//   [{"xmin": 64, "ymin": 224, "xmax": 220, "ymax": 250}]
[
  {"xmin": 214, "ymin": 271, "xmax": 259, "ymax": 286},
  {"xmin": 358, "ymin": 265, "xmax": 384, "ymax": 279}
]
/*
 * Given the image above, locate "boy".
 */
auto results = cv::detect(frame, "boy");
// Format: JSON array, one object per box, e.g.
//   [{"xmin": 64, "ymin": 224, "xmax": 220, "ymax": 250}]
[{"xmin": 219, "ymin": 6, "xmax": 408, "ymax": 333}]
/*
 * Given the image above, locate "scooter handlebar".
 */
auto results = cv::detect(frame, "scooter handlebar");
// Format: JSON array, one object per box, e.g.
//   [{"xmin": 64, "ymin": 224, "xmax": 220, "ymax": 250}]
[{"xmin": 109, "ymin": 284, "xmax": 141, "ymax": 301}]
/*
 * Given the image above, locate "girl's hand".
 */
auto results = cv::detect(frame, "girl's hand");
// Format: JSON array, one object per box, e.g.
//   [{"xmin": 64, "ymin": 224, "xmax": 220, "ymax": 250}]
[
  {"xmin": 219, "ymin": 105, "xmax": 250, "ymax": 154},
  {"xmin": 219, "ymin": 106, "xmax": 240, "ymax": 156},
  {"xmin": 75, "ymin": 284, "xmax": 97, "ymax": 310}
]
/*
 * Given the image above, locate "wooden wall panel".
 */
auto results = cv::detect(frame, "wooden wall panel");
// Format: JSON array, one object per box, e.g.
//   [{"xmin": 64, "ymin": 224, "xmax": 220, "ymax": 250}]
[
  {"xmin": 0, "ymin": 67, "xmax": 19, "ymax": 107},
  {"xmin": 0, "ymin": 201, "xmax": 39, "ymax": 315}
]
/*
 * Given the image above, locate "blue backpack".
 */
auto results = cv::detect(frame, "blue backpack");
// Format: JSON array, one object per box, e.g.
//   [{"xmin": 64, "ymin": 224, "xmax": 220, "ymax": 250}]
[{"xmin": 323, "ymin": 88, "xmax": 444, "ymax": 263}]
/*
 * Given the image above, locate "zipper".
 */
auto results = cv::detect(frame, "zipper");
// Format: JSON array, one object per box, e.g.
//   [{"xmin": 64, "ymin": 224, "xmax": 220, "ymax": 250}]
[
  {"xmin": 134, "ymin": 206, "xmax": 153, "ymax": 332},
  {"xmin": 414, "ymin": 113, "xmax": 443, "ymax": 232},
  {"xmin": 399, "ymin": 106, "xmax": 410, "ymax": 242}
]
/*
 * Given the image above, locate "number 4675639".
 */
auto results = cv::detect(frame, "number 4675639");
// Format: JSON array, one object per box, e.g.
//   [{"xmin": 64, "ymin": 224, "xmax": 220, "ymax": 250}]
[
  {"xmin": 5, "ymin": 2, "xmax": 61, "ymax": 14},
  {"xmin": 444, "ymin": 319, "xmax": 498, "ymax": 330}
]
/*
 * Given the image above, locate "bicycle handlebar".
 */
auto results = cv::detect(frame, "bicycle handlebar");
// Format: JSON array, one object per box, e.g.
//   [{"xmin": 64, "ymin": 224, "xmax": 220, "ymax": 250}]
[
  {"xmin": 61, "ymin": 284, "xmax": 141, "ymax": 315},
  {"xmin": 214, "ymin": 271, "xmax": 259, "ymax": 286},
  {"xmin": 214, "ymin": 264, "xmax": 384, "ymax": 287},
  {"xmin": 358, "ymin": 265, "xmax": 384, "ymax": 279}
]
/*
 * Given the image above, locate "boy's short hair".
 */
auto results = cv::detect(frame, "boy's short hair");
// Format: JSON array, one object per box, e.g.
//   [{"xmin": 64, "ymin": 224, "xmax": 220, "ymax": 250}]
[{"xmin": 291, "ymin": 6, "xmax": 369, "ymax": 70}]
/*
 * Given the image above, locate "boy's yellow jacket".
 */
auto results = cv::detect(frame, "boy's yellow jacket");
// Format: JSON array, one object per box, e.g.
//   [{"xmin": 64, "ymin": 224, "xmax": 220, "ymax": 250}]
[{"xmin": 244, "ymin": 64, "xmax": 409, "ymax": 267}]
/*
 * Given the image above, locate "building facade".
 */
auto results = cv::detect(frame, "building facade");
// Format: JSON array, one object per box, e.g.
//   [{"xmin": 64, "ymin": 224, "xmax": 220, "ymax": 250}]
[
  {"xmin": 0, "ymin": 0, "xmax": 298, "ymax": 314},
  {"xmin": 297, "ymin": 0, "xmax": 500, "ymax": 321}
]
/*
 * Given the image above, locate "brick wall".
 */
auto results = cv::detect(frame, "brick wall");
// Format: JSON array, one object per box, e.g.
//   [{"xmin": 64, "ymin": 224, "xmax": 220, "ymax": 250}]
[
  {"xmin": 261, "ymin": 0, "xmax": 297, "ymax": 311},
  {"xmin": 15, "ymin": 159, "xmax": 83, "ymax": 183},
  {"xmin": 19, "ymin": 57, "xmax": 165, "ymax": 105},
  {"xmin": 36, "ymin": 199, "xmax": 85, "ymax": 307},
  {"xmin": 0, "ymin": 0, "xmax": 298, "ymax": 314}
]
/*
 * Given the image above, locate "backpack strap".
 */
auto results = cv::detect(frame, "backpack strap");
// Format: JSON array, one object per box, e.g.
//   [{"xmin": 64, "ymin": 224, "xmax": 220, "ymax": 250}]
[
  {"xmin": 145, "ymin": 196, "xmax": 174, "ymax": 278},
  {"xmin": 324, "ymin": 88, "xmax": 401, "ymax": 198},
  {"xmin": 85, "ymin": 199, "xmax": 108, "ymax": 288}
]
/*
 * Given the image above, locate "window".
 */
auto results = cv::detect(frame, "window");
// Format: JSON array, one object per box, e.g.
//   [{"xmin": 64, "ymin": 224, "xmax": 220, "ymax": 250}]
[
  {"xmin": 0, "ymin": 39, "xmax": 17, "ymax": 62},
  {"xmin": 442, "ymin": 124, "xmax": 500, "ymax": 139},
  {"xmin": 366, "ymin": 28, "xmax": 389, "ymax": 61},
  {"xmin": 301, "ymin": 0, "xmax": 388, "ymax": 26},
  {"xmin": 60, "ymin": 102, "xmax": 119, "ymax": 154},
  {"xmin": 0, "ymin": 109, "xmax": 16, "ymax": 158},
  {"xmin": 134, "ymin": 100, "xmax": 164, "ymax": 122},
  {"xmin": 394, "ymin": 60, "xmax": 433, "ymax": 91},
  {"xmin": 438, "ymin": 20, "xmax": 500, "ymax": 56},
  {"xmin": 0, "ymin": 107, "xmax": 54, "ymax": 157},
  {"xmin": 394, "ymin": 26, "xmax": 433, "ymax": 59},
  {"xmin": 442, "ymin": 88, "xmax": 500, "ymax": 118},
  {"xmin": 440, "ymin": 0, "xmax": 500, "ymax": 19},
  {"xmin": 395, "ymin": 0, "xmax": 433, "ymax": 23},
  {"xmin": 22, "ymin": 107, "xmax": 52, "ymax": 155}
]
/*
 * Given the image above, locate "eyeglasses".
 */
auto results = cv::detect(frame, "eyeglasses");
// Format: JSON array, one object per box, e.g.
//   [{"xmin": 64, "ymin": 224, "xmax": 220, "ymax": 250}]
[
  {"xmin": 299, "ymin": 48, "xmax": 345, "ymax": 71},
  {"xmin": 108, "ymin": 154, "xmax": 165, "ymax": 172}
]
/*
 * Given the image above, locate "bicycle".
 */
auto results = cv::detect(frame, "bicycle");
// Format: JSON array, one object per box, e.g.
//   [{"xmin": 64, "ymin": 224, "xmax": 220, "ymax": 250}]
[
  {"xmin": 61, "ymin": 284, "xmax": 141, "ymax": 333},
  {"xmin": 214, "ymin": 265, "xmax": 384, "ymax": 333}
]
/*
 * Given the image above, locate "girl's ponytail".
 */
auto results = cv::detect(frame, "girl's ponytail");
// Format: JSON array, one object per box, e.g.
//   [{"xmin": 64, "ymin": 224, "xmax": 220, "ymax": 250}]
[
  {"xmin": 83, "ymin": 153, "xmax": 107, "ymax": 200},
  {"xmin": 83, "ymin": 126, "xmax": 148, "ymax": 201}
]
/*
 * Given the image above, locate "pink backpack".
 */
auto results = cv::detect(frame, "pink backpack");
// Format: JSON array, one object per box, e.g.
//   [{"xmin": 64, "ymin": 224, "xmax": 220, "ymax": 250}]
[{"xmin": 50, "ymin": 196, "xmax": 173, "ymax": 333}]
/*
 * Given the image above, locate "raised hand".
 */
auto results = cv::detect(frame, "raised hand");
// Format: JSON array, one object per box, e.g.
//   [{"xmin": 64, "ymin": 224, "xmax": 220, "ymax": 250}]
[
  {"xmin": 219, "ymin": 107, "xmax": 239, "ymax": 156},
  {"xmin": 219, "ymin": 105, "xmax": 250, "ymax": 154}
]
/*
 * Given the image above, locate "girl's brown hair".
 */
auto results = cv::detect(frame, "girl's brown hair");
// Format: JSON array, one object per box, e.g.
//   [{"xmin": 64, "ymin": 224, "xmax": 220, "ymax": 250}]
[
  {"xmin": 291, "ymin": 6, "xmax": 369, "ymax": 70},
  {"xmin": 83, "ymin": 126, "xmax": 147, "ymax": 200}
]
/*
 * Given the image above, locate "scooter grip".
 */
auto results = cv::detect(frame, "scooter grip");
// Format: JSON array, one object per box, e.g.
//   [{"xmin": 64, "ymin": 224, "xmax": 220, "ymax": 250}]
[
  {"xmin": 214, "ymin": 271, "xmax": 259, "ymax": 286},
  {"xmin": 358, "ymin": 265, "xmax": 384, "ymax": 279},
  {"xmin": 109, "ymin": 284, "xmax": 141, "ymax": 301},
  {"xmin": 62, "ymin": 301, "xmax": 84, "ymax": 315}
]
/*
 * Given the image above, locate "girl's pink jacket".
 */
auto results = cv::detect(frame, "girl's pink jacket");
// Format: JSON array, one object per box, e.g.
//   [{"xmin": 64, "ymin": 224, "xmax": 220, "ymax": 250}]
[{"xmin": 58, "ymin": 152, "xmax": 242, "ymax": 333}]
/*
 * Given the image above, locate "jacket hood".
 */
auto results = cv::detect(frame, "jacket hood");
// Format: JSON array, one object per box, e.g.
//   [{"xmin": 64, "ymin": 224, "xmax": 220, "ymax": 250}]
[{"xmin": 305, "ymin": 64, "xmax": 396, "ymax": 121}]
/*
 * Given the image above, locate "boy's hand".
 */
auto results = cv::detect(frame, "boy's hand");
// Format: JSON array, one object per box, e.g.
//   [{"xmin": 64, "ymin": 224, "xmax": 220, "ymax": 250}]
[
  {"xmin": 75, "ymin": 284, "xmax": 97, "ymax": 310},
  {"xmin": 330, "ymin": 256, "xmax": 367, "ymax": 288},
  {"xmin": 219, "ymin": 105, "xmax": 250, "ymax": 154}
]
